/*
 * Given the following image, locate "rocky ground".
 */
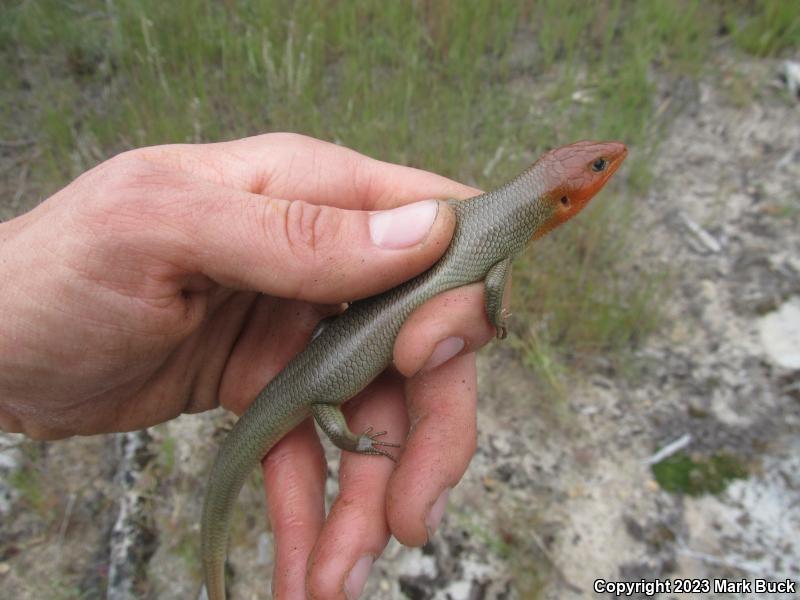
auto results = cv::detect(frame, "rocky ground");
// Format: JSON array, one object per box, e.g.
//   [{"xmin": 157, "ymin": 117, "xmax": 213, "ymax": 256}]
[{"xmin": 1, "ymin": 52, "xmax": 799, "ymax": 599}]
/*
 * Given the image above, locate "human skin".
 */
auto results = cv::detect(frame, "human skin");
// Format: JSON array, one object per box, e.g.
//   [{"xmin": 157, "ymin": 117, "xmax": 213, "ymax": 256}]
[{"xmin": 0, "ymin": 133, "xmax": 502, "ymax": 598}]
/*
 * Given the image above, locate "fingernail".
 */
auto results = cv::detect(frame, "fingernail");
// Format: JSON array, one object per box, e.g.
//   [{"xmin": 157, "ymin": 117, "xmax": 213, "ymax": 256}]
[
  {"xmin": 345, "ymin": 555, "xmax": 373, "ymax": 600},
  {"xmin": 425, "ymin": 487, "xmax": 451, "ymax": 540},
  {"xmin": 423, "ymin": 337, "xmax": 464, "ymax": 371},
  {"xmin": 369, "ymin": 200, "xmax": 439, "ymax": 249}
]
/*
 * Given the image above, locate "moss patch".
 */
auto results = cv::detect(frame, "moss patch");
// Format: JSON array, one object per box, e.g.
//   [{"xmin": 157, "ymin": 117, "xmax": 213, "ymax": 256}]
[{"xmin": 652, "ymin": 452, "xmax": 748, "ymax": 496}]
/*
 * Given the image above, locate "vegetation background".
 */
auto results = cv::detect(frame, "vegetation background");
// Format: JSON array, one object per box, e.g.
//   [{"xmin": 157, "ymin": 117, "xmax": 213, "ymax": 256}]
[{"xmin": 2, "ymin": 0, "xmax": 798, "ymax": 381}]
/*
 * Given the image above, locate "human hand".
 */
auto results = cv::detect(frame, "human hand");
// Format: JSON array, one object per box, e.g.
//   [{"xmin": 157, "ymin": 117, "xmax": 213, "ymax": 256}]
[{"xmin": 0, "ymin": 133, "xmax": 500, "ymax": 597}]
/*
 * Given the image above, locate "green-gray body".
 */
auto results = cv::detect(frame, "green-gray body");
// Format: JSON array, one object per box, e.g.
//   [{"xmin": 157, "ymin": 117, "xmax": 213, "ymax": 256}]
[{"xmin": 202, "ymin": 163, "xmax": 551, "ymax": 599}]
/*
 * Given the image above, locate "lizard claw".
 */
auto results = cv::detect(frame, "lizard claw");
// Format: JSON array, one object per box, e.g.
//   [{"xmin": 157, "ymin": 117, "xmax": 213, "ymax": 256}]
[
  {"xmin": 357, "ymin": 427, "xmax": 400, "ymax": 461},
  {"xmin": 496, "ymin": 308, "xmax": 512, "ymax": 339},
  {"xmin": 362, "ymin": 427, "xmax": 400, "ymax": 448}
]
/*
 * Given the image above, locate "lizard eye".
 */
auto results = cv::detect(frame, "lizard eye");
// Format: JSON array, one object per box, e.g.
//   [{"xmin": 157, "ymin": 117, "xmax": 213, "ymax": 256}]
[
  {"xmin": 591, "ymin": 158, "xmax": 607, "ymax": 172},
  {"xmin": 560, "ymin": 196, "xmax": 570, "ymax": 207}
]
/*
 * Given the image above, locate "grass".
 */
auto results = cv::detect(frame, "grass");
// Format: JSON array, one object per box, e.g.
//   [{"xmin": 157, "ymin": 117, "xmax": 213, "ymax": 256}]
[
  {"xmin": 652, "ymin": 452, "xmax": 749, "ymax": 496},
  {"xmin": 173, "ymin": 533, "xmax": 202, "ymax": 576},
  {"xmin": 455, "ymin": 503, "xmax": 550, "ymax": 597},
  {"xmin": 8, "ymin": 467, "xmax": 46, "ymax": 514},
  {"xmin": 43, "ymin": 579, "xmax": 83, "ymax": 600},
  {"xmin": 727, "ymin": 0, "xmax": 800, "ymax": 57},
  {"xmin": 5, "ymin": 444, "xmax": 51, "ymax": 517},
  {"xmin": 0, "ymin": 3, "xmax": 796, "ymax": 392},
  {"xmin": 156, "ymin": 435, "xmax": 177, "ymax": 475}
]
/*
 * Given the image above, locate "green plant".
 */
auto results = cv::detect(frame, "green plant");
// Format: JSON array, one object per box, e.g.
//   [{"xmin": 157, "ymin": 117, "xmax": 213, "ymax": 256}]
[
  {"xmin": 652, "ymin": 452, "xmax": 749, "ymax": 496},
  {"xmin": 728, "ymin": 0, "xmax": 800, "ymax": 57},
  {"xmin": 8, "ymin": 467, "xmax": 46, "ymax": 513}
]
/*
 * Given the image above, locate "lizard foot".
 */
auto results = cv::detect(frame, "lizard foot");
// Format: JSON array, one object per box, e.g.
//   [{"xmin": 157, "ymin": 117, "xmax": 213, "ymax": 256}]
[
  {"xmin": 495, "ymin": 308, "xmax": 512, "ymax": 339},
  {"xmin": 356, "ymin": 426, "xmax": 400, "ymax": 461}
]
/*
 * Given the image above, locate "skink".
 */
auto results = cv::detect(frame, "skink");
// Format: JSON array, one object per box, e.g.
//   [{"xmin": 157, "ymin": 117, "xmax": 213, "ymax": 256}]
[{"xmin": 201, "ymin": 140, "xmax": 627, "ymax": 599}]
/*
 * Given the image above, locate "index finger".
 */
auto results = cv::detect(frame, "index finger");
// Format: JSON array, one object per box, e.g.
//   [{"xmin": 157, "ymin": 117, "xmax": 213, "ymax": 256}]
[{"xmin": 135, "ymin": 132, "xmax": 481, "ymax": 210}]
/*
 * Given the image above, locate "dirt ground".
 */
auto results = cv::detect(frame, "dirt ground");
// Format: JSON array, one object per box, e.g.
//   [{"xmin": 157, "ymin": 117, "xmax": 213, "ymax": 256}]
[{"xmin": 1, "ymin": 51, "xmax": 799, "ymax": 599}]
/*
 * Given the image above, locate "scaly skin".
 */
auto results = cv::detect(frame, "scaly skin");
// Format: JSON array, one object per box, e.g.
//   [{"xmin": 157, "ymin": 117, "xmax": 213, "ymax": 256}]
[{"xmin": 201, "ymin": 140, "xmax": 627, "ymax": 599}]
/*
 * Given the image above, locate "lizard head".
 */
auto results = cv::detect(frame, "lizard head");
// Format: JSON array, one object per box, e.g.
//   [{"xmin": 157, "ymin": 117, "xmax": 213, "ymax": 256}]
[{"xmin": 532, "ymin": 140, "xmax": 627, "ymax": 239}]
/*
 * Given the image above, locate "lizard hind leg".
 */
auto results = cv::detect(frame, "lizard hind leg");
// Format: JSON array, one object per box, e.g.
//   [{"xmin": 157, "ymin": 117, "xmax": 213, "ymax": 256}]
[
  {"xmin": 484, "ymin": 257, "xmax": 513, "ymax": 339},
  {"xmin": 311, "ymin": 403, "xmax": 399, "ymax": 461}
]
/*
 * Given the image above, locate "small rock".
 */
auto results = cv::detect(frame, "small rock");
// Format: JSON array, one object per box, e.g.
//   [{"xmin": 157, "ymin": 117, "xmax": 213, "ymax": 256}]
[
  {"xmin": 687, "ymin": 402, "xmax": 710, "ymax": 418},
  {"xmin": 571, "ymin": 89, "xmax": 595, "ymax": 104},
  {"xmin": 396, "ymin": 547, "xmax": 437, "ymax": 579},
  {"xmin": 759, "ymin": 298, "xmax": 800, "ymax": 369},
  {"xmin": 439, "ymin": 580, "xmax": 473, "ymax": 600},
  {"xmin": 567, "ymin": 485, "xmax": 586, "ymax": 498},
  {"xmin": 574, "ymin": 402, "xmax": 599, "ymax": 416},
  {"xmin": 481, "ymin": 475, "xmax": 499, "ymax": 490},
  {"xmin": 0, "ymin": 436, "xmax": 22, "ymax": 516},
  {"xmin": 782, "ymin": 60, "xmax": 800, "ymax": 98},
  {"xmin": 256, "ymin": 532, "xmax": 272, "ymax": 566},
  {"xmin": 0, "ymin": 446, "xmax": 21, "ymax": 470},
  {"xmin": 489, "ymin": 435, "xmax": 511, "ymax": 456},
  {"xmin": 0, "ymin": 562, "xmax": 9, "ymax": 575}
]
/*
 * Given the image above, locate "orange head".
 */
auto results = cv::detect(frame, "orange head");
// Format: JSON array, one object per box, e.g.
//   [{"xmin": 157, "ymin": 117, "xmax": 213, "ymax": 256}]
[{"xmin": 532, "ymin": 140, "xmax": 627, "ymax": 239}]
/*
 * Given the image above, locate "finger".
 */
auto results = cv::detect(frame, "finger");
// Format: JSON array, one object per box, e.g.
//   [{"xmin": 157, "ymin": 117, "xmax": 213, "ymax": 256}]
[
  {"xmin": 387, "ymin": 353, "xmax": 478, "ymax": 546},
  {"xmin": 187, "ymin": 186, "xmax": 456, "ymax": 301},
  {"xmin": 137, "ymin": 169, "xmax": 459, "ymax": 302},
  {"xmin": 262, "ymin": 419, "xmax": 327, "ymax": 599},
  {"xmin": 134, "ymin": 132, "xmax": 480, "ymax": 208},
  {"xmin": 306, "ymin": 374, "xmax": 408, "ymax": 600},
  {"xmin": 393, "ymin": 281, "xmax": 502, "ymax": 377}
]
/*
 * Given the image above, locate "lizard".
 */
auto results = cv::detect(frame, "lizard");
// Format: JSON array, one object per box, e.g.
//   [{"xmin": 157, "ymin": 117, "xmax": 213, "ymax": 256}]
[{"xmin": 201, "ymin": 140, "xmax": 627, "ymax": 599}]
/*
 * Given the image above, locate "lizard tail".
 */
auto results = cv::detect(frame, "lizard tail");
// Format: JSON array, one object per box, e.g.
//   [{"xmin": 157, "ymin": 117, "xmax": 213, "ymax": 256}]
[
  {"xmin": 201, "ymin": 436, "xmax": 252, "ymax": 600},
  {"xmin": 201, "ymin": 387, "xmax": 307, "ymax": 600}
]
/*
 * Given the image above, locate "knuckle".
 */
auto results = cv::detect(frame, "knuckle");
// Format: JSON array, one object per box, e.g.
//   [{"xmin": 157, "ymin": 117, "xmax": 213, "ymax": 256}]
[
  {"xmin": 81, "ymin": 150, "xmax": 157, "ymax": 216},
  {"xmin": 351, "ymin": 155, "xmax": 379, "ymax": 205},
  {"xmin": 77, "ymin": 150, "xmax": 191, "ymax": 244},
  {"xmin": 262, "ymin": 131, "xmax": 305, "ymax": 146},
  {"xmin": 282, "ymin": 200, "xmax": 342, "ymax": 261},
  {"xmin": 304, "ymin": 565, "xmax": 329, "ymax": 600}
]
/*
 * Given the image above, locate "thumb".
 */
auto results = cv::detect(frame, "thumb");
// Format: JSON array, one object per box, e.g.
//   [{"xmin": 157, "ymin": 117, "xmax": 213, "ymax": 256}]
[{"xmin": 180, "ymin": 187, "xmax": 457, "ymax": 303}]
